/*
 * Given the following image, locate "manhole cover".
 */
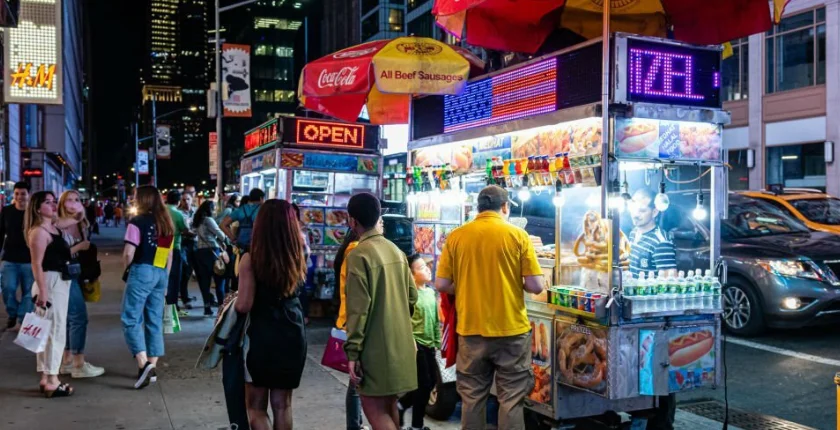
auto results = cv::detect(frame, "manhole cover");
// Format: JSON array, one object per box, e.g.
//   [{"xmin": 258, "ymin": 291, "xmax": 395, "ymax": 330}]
[{"xmin": 680, "ymin": 400, "xmax": 816, "ymax": 430}]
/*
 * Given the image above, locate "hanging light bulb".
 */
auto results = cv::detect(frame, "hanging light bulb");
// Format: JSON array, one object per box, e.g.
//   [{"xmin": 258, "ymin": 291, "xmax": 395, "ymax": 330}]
[
  {"xmin": 654, "ymin": 179, "xmax": 670, "ymax": 211},
  {"xmin": 620, "ymin": 172, "xmax": 632, "ymax": 202},
  {"xmin": 517, "ymin": 186, "xmax": 531, "ymax": 202},
  {"xmin": 693, "ymin": 192, "xmax": 707, "ymax": 220}
]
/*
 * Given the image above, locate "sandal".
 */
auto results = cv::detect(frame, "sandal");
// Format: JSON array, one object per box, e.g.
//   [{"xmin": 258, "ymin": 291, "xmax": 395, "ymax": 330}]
[{"xmin": 44, "ymin": 383, "xmax": 74, "ymax": 398}]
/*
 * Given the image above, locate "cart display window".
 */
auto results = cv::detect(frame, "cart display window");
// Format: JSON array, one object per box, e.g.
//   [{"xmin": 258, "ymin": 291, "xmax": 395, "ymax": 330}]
[
  {"xmin": 291, "ymin": 170, "xmax": 379, "ymax": 208},
  {"xmin": 241, "ymin": 168, "xmax": 286, "ymax": 200}
]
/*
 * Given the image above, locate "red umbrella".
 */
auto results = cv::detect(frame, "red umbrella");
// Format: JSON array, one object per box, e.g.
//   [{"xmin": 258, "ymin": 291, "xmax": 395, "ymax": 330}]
[{"xmin": 435, "ymin": 0, "xmax": 779, "ymax": 54}]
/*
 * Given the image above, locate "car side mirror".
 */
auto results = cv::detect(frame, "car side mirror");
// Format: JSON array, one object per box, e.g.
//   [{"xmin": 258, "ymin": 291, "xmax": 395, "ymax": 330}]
[{"xmin": 672, "ymin": 228, "xmax": 702, "ymax": 242}]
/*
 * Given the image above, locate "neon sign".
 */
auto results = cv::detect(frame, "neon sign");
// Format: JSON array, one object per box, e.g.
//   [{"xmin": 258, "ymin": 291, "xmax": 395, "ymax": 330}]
[
  {"xmin": 622, "ymin": 38, "xmax": 722, "ymax": 109},
  {"xmin": 244, "ymin": 120, "xmax": 279, "ymax": 153},
  {"xmin": 4, "ymin": 0, "xmax": 63, "ymax": 105},
  {"xmin": 443, "ymin": 58, "xmax": 558, "ymax": 133},
  {"xmin": 10, "ymin": 63, "xmax": 57, "ymax": 90},
  {"xmin": 295, "ymin": 119, "xmax": 365, "ymax": 149}
]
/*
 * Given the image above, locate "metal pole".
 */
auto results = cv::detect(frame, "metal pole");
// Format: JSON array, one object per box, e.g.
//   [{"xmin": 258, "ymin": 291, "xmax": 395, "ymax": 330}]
[
  {"xmin": 599, "ymin": 0, "xmax": 610, "ymax": 220},
  {"xmin": 152, "ymin": 97, "xmax": 158, "ymax": 188},
  {"xmin": 134, "ymin": 122, "xmax": 139, "ymax": 188},
  {"xmin": 215, "ymin": 0, "xmax": 223, "ymax": 202}
]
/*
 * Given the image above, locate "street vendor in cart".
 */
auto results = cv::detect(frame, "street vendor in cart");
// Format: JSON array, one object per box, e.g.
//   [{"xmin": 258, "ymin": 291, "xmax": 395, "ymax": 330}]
[{"xmin": 628, "ymin": 186, "xmax": 677, "ymax": 430}]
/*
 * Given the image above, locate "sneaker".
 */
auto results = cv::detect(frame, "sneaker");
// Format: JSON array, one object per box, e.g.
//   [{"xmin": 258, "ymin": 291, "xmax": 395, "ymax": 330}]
[
  {"xmin": 59, "ymin": 362, "xmax": 73, "ymax": 375},
  {"xmin": 204, "ymin": 307, "xmax": 213, "ymax": 317},
  {"xmin": 178, "ymin": 309, "xmax": 190, "ymax": 317},
  {"xmin": 134, "ymin": 362, "xmax": 156, "ymax": 389},
  {"xmin": 71, "ymin": 362, "xmax": 105, "ymax": 378},
  {"xmin": 150, "ymin": 368, "xmax": 158, "ymax": 383}
]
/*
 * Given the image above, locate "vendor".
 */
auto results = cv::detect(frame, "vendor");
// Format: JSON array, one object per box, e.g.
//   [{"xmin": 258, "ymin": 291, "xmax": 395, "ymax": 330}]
[
  {"xmin": 628, "ymin": 188, "xmax": 677, "ymax": 277},
  {"xmin": 628, "ymin": 187, "xmax": 677, "ymax": 430}
]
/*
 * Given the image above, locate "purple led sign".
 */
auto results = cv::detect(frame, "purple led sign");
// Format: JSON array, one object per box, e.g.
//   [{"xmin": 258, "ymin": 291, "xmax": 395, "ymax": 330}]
[{"xmin": 623, "ymin": 38, "xmax": 722, "ymax": 109}]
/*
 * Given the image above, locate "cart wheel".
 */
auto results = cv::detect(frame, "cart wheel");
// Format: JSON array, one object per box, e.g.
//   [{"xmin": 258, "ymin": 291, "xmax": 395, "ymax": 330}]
[
  {"xmin": 525, "ymin": 408, "xmax": 552, "ymax": 430},
  {"xmin": 426, "ymin": 379, "xmax": 458, "ymax": 421},
  {"xmin": 722, "ymin": 278, "xmax": 765, "ymax": 336}
]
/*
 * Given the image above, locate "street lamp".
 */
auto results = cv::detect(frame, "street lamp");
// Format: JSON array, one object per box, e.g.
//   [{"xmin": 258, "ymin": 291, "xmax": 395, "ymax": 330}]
[
  {"xmin": 214, "ymin": 0, "xmax": 259, "ymax": 203},
  {"xmin": 135, "ymin": 104, "xmax": 199, "ymax": 188}
]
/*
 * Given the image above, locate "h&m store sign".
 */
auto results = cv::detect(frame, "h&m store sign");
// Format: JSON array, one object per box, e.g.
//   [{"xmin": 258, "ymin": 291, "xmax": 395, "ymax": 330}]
[{"xmin": 244, "ymin": 117, "xmax": 378, "ymax": 154}]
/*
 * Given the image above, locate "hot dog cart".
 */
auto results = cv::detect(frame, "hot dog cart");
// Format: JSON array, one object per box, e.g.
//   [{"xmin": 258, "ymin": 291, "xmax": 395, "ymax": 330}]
[
  {"xmin": 240, "ymin": 116, "xmax": 381, "ymax": 309},
  {"xmin": 407, "ymin": 33, "xmax": 728, "ymax": 427}
]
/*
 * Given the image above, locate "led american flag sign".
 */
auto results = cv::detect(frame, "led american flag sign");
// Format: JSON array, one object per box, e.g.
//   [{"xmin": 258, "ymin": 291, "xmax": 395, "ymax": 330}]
[{"xmin": 443, "ymin": 58, "xmax": 558, "ymax": 133}]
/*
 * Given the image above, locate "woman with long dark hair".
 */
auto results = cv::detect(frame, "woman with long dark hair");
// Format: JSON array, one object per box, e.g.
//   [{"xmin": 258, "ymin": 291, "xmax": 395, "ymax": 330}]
[
  {"xmin": 235, "ymin": 199, "xmax": 307, "ymax": 430},
  {"xmin": 26, "ymin": 191, "xmax": 76, "ymax": 397},
  {"xmin": 193, "ymin": 200, "xmax": 229, "ymax": 316},
  {"xmin": 121, "ymin": 185, "xmax": 174, "ymax": 389}
]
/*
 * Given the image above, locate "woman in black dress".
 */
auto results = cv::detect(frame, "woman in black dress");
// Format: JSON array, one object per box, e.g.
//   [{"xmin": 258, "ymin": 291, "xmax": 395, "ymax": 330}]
[{"xmin": 235, "ymin": 199, "xmax": 307, "ymax": 430}]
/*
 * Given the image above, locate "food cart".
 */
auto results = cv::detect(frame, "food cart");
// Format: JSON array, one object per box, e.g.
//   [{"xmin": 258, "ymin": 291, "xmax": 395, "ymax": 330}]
[
  {"xmin": 240, "ymin": 116, "xmax": 381, "ymax": 312},
  {"xmin": 407, "ymin": 33, "xmax": 728, "ymax": 428}
]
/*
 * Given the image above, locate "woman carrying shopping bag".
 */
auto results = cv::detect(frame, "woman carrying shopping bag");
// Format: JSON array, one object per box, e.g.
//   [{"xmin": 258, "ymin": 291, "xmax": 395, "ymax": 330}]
[
  {"xmin": 121, "ymin": 186, "xmax": 174, "ymax": 390},
  {"xmin": 193, "ymin": 200, "xmax": 230, "ymax": 317},
  {"xmin": 26, "ymin": 191, "xmax": 81, "ymax": 398}
]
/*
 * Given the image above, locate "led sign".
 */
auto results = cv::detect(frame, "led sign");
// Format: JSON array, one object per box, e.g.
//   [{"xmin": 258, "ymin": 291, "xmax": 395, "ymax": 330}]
[
  {"xmin": 23, "ymin": 168, "xmax": 43, "ymax": 177},
  {"xmin": 3, "ymin": 0, "xmax": 63, "ymax": 105},
  {"xmin": 443, "ymin": 58, "xmax": 558, "ymax": 133},
  {"xmin": 244, "ymin": 120, "xmax": 279, "ymax": 153},
  {"xmin": 295, "ymin": 119, "xmax": 365, "ymax": 149},
  {"xmin": 622, "ymin": 38, "xmax": 721, "ymax": 109}
]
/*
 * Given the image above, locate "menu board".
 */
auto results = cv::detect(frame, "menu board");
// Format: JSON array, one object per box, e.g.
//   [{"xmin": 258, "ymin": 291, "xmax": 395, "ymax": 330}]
[
  {"xmin": 614, "ymin": 117, "xmax": 722, "ymax": 162},
  {"xmin": 555, "ymin": 318, "xmax": 608, "ymax": 397},
  {"xmin": 299, "ymin": 206, "xmax": 349, "ymax": 247}
]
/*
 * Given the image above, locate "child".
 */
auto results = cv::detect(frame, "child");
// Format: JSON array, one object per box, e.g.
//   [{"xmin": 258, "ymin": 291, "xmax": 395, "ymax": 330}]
[{"xmin": 398, "ymin": 254, "xmax": 441, "ymax": 430}]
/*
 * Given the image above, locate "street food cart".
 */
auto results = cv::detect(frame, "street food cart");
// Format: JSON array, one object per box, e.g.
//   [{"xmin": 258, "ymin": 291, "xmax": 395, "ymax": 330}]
[
  {"xmin": 240, "ymin": 116, "xmax": 381, "ymax": 311},
  {"xmin": 407, "ymin": 33, "xmax": 728, "ymax": 427}
]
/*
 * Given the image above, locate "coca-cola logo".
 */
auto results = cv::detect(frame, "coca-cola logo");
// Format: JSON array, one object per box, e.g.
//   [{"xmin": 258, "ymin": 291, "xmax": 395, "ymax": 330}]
[
  {"xmin": 396, "ymin": 42, "xmax": 443, "ymax": 56},
  {"xmin": 333, "ymin": 47, "xmax": 379, "ymax": 59},
  {"xmin": 317, "ymin": 66, "xmax": 361, "ymax": 89}
]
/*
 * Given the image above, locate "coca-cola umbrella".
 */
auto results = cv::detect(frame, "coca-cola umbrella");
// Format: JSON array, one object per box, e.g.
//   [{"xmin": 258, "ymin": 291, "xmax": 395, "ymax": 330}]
[
  {"xmin": 433, "ymin": 0, "xmax": 785, "ymax": 54},
  {"xmin": 299, "ymin": 37, "xmax": 485, "ymax": 125}
]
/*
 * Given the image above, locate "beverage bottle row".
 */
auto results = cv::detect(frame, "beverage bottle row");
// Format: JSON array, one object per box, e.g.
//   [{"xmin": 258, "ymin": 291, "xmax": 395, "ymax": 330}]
[
  {"xmin": 485, "ymin": 154, "xmax": 577, "ymax": 188},
  {"xmin": 407, "ymin": 164, "xmax": 454, "ymax": 193},
  {"xmin": 622, "ymin": 269, "xmax": 722, "ymax": 314}
]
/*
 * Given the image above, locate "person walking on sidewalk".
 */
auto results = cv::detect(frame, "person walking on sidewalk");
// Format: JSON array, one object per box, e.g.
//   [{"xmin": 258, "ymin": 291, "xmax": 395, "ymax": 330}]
[
  {"xmin": 178, "ymin": 193, "xmax": 198, "ymax": 309},
  {"xmin": 0, "ymin": 181, "xmax": 34, "ymax": 331},
  {"xmin": 221, "ymin": 188, "xmax": 264, "ymax": 252},
  {"xmin": 398, "ymin": 254, "xmax": 441, "ymax": 430},
  {"xmin": 193, "ymin": 200, "xmax": 229, "ymax": 317},
  {"xmin": 165, "ymin": 190, "xmax": 190, "ymax": 316},
  {"xmin": 435, "ymin": 185, "xmax": 545, "ymax": 430},
  {"xmin": 104, "ymin": 201, "xmax": 114, "ymax": 227},
  {"xmin": 114, "ymin": 204, "xmax": 124, "ymax": 227},
  {"xmin": 344, "ymin": 193, "xmax": 417, "ymax": 430},
  {"xmin": 121, "ymin": 185, "xmax": 174, "ymax": 390},
  {"xmin": 235, "ymin": 199, "xmax": 307, "ymax": 430},
  {"xmin": 217, "ymin": 194, "xmax": 240, "ymax": 292},
  {"xmin": 26, "ymin": 191, "xmax": 78, "ymax": 397},
  {"xmin": 334, "ymin": 229, "xmax": 365, "ymax": 430},
  {"xmin": 57, "ymin": 190, "xmax": 105, "ymax": 379}
]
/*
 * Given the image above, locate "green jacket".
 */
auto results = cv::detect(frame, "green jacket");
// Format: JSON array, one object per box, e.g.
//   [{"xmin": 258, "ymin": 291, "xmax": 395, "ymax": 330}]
[
  {"xmin": 344, "ymin": 230, "xmax": 418, "ymax": 396},
  {"xmin": 167, "ymin": 204, "xmax": 187, "ymax": 250},
  {"xmin": 412, "ymin": 286, "xmax": 441, "ymax": 349}
]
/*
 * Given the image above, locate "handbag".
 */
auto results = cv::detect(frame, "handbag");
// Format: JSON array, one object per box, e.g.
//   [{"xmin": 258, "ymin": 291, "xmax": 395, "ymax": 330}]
[
  {"xmin": 163, "ymin": 304, "xmax": 182, "ymax": 334},
  {"xmin": 61, "ymin": 262, "xmax": 82, "ymax": 281},
  {"xmin": 14, "ymin": 311, "xmax": 51, "ymax": 353},
  {"xmin": 81, "ymin": 279, "xmax": 101, "ymax": 303},
  {"xmin": 213, "ymin": 250, "xmax": 229, "ymax": 276},
  {"xmin": 320, "ymin": 328, "xmax": 349, "ymax": 373},
  {"xmin": 77, "ymin": 243, "xmax": 101, "ymax": 282}
]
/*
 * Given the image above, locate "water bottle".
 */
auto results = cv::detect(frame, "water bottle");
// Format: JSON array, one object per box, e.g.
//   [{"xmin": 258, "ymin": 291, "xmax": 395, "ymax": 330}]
[
  {"xmin": 623, "ymin": 271, "xmax": 637, "ymax": 313},
  {"xmin": 675, "ymin": 271, "xmax": 687, "ymax": 311},
  {"xmin": 636, "ymin": 272, "xmax": 648, "ymax": 313},
  {"xmin": 647, "ymin": 271, "xmax": 658, "ymax": 312},
  {"xmin": 656, "ymin": 270, "xmax": 668, "ymax": 312},
  {"xmin": 686, "ymin": 270, "xmax": 697, "ymax": 310},
  {"xmin": 708, "ymin": 270, "xmax": 723, "ymax": 311},
  {"xmin": 700, "ymin": 269, "xmax": 713, "ymax": 310}
]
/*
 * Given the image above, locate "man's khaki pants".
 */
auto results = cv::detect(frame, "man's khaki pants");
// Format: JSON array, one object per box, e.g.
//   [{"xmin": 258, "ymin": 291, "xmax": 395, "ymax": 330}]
[{"xmin": 456, "ymin": 333, "xmax": 533, "ymax": 430}]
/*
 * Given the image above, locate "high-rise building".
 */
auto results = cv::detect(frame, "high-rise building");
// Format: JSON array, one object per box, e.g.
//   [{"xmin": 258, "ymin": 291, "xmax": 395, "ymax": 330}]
[
  {"xmin": 361, "ymin": 0, "xmax": 405, "ymax": 42},
  {"xmin": 322, "ymin": 0, "xmax": 361, "ymax": 53}
]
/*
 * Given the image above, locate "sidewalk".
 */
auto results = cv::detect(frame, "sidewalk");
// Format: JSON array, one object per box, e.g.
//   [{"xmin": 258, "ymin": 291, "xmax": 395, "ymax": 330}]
[{"xmin": 0, "ymin": 225, "xmax": 741, "ymax": 430}]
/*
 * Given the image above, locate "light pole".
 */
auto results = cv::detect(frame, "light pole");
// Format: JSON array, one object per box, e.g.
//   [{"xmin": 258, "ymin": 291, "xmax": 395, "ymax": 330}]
[
  {"xmin": 134, "ymin": 103, "xmax": 197, "ymax": 189},
  {"xmin": 214, "ymin": 0, "xmax": 259, "ymax": 201}
]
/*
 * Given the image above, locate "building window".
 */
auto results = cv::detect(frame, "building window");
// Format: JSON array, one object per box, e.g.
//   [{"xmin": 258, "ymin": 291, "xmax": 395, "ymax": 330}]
[
  {"xmin": 407, "ymin": 0, "xmax": 424, "ymax": 13},
  {"xmin": 388, "ymin": 8, "xmax": 404, "ymax": 32},
  {"xmin": 408, "ymin": 11, "xmax": 433, "ymax": 38},
  {"xmin": 362, "ymin": 13, "xmax": 380, "ymax": 40},
  {"xmin": 362, "ymin": 0, "xmax": 379, "ymax": 16},
  {"xmin": 275, "ymin": 46, "xmax": 294, "ymax": 57},
  {"xmin": 728, "ymin": 149, "xmax": 750, "ymax": 191},
  {"xmin": 274, "ymin": 90, "xmax": 295, "ymax": 102},
  {"xmin": 766, "ymin": 143, "xmax": 826, "ymax": 190},
  {"xmin": 255, "ymin": 44, "xmax": 271, "ymax": 56},
  {"xmin": 255, "ymin": 89, "xmax": 273, "ymax": 102},
  {"xmin": 765, "ymin": 7, "xmax": 826, "ymax": 94},
  {"xmin": 722, "ymin": 38, "xmax": 748, "ymax": 101}
]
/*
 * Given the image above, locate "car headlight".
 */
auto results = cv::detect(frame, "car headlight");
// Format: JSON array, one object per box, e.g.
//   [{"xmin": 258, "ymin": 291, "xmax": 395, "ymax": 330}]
[{"xmin": 757, "ymin": 259, "xmax": 823, "ymax": 281}]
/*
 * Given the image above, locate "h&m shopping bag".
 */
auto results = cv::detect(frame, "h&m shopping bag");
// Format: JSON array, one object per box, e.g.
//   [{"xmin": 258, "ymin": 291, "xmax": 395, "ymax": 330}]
[
  {"xmin": 14, "ymin": 312, "xmax": 51, "ymax": 353},
  {"xmin": 163, "ymin": 304, "xmax": 182, "ymax": 334},
  {"xmin": 320, "ymin": 328, "xmax": 349, "ymax": 373}
]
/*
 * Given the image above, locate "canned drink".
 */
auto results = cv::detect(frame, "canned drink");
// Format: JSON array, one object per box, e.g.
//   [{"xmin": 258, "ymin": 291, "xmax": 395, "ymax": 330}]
[
  {"xmin": 584, "ymin": 293, "xmax": 593, "ymax": 312},
  {"xmin": 558, "ymin": 288, "xmax": 568, "ymax": 307},
  {"xmin": 569, "ymin": 290, "xmax": 578, "ymax": 309},
  {"xmin": 576, "ymin": 291, "xmax": 586, "ymax": 311}
]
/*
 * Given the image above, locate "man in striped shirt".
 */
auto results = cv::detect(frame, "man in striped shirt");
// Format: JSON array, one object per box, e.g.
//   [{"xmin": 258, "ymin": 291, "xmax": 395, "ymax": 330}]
[{"xmin": 628, "ymin": 188, "xmax": 677, "ymax": 277}]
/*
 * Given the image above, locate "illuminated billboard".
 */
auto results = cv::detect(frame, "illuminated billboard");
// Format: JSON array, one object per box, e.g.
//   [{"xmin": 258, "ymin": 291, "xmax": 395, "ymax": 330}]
[{"xmin": 3, "ymin": 0, "xmax": 62, "ymax": 105}]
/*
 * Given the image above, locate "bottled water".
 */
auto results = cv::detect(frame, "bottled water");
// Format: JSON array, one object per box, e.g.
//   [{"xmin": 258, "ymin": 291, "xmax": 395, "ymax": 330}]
[
  {"xmin": 665, "ymin": 271, "xmax": 679, "ymax": 311},
  {"xmin": 635, "ymin": 272, "xmax": 647, "ymax": 314},
  {"xmin": 700, "ymin": 270, "xmax": 713, "ymax": 310},
  {"xmin": 708, "ymin": 270, "xmax": 723, "ymax": 311},
  {"xmin": 675, "ymin": 271, "xmax": 687, "ymax": 311},
  {"xmin": 686, "ymin": 270, "xmax": 698, "ymax": 310},
  {"xmin": 623, "ymin": 271, "xmax": 637, "ymax": 313},
  {"xmin": 655, "ymin": 270, "xmax": 668, "ymax": 312}
]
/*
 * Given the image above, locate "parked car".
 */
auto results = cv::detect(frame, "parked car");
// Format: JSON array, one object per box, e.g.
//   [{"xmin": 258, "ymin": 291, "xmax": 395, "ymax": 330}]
[
  {"xmin": 740, "ymin": 188, "xmax": 840, "ymax": 235},
  {"xmin": 661, "ymin": 192, "xmax": 840, "ymax": 335},
  {"xmin": 381, "ymin": 213, "xmax": 413, "ymax": 256}
]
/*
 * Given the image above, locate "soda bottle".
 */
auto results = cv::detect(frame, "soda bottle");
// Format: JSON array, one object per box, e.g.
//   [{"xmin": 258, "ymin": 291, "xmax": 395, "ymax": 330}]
[
  {"xmin": 548, "ymin": 155, "xmax": 558, "ymax": 187},
  {"xmin": 563, "ymin": 152, "xmax": 575, "ymax": 185},
  {"xmin": 526, "ymin": 157, "xmax": 536, "ymax": 186},
  {"xmin": 485, "ymin": 158, "xmax": 493, "ymax": 185},
  {"xmin": 442, "ymin": 163, "xmax": 452, "ymax": 190},
  {"xmin": 495, "ymin": 157, "xmax": 505, "ymax": 186},
  {"xmin": 553, "ymin": 154, "xmax": 564, "ymax": 187},
  {"xmin": 405, "ymin": 167, "xmax": 414, "ymax": 192}
]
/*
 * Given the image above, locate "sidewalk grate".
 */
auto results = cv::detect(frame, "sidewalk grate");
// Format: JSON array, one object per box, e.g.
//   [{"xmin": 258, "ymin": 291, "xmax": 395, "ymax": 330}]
[{"xmin": 680, "ymin": 401, "xmax": 816, "ymax": 430}]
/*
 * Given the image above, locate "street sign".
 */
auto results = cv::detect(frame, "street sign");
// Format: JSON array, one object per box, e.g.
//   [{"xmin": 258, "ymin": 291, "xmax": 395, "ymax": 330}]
[
  {"xmin": 155, "ymin": 125, "xmax": 171, "ymax": 159},
  {"xmin": 221, "ymin": 44, "xmax": 252, "ymax": 118},
  {"xmin": 209, "ymin": 132, "xmax": 218, "ymax": 177},
  {"xmin": 138, "ymin": 149, "xmax": 149, "ymax": 175}
]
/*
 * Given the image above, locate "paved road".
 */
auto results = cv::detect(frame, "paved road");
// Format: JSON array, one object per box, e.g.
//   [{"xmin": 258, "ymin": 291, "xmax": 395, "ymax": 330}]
[{"xmin": 0, "ymin": 225, "xmax": 833, "ymax": 429}]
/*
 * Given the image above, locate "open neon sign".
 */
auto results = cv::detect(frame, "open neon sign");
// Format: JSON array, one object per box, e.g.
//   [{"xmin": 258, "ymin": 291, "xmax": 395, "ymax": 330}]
[{"xmin": 623, "ymin": 39, "xmax": 722, "ymax": 109}]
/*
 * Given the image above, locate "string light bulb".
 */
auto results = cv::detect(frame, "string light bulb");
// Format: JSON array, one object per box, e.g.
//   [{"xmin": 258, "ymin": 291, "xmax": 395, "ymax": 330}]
[
  {"xmin": 517, "ymin": 187, "xmax": 531, "ymax": 202},
  {"xmin": 654, "ymin": 180, "xmax": 670, "ymax": 211},
  {"xmin": 693, "ymin": 192, "xmax": 707, "ymax": 220}
]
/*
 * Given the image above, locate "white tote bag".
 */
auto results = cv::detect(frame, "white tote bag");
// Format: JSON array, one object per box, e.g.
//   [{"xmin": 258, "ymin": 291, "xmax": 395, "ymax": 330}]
[{"xmin": 14, "ymin": 312, "xmax": 51, "ymax": 353}]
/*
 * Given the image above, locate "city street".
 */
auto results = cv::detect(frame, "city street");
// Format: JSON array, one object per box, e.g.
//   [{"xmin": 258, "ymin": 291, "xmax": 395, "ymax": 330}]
[{"xmin": 0, "ymin": 226, "xmax": 832, "ymax": 430}]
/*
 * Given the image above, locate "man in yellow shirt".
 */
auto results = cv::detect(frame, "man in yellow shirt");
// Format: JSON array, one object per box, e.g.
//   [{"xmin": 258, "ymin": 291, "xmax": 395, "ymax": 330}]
[{"xmin": 436, "ymin": 185, "xmax": 544, "ymax": 430}]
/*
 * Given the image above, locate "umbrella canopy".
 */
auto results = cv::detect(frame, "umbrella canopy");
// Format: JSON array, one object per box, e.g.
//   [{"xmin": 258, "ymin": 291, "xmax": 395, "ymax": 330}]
[
  {"xmin": 434, "ymin": 0, "xmax": 783, "ymax": 54},
  {"xmin": 299, "ymin": 37, "xmax": 485, "ymax": 125}
]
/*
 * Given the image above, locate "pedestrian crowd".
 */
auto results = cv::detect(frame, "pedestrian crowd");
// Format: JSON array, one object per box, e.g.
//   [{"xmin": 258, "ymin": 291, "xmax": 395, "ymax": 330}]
[{"xmin": 1, "ymin": 181, "xmax": 547, "ymax": 430}]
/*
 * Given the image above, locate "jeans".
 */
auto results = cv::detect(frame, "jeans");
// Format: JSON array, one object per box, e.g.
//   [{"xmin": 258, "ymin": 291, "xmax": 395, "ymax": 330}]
[
  {"xmin": 121, "ymin": 264, "xmax": 167, "ymax": 357},
  {"xmin": 34, "ymin": 271, "xmax": 71, "ymax": 374},
  {"xmin": 346, "ymin": 382, "xmax": 363, "ymax": 430},
  {"xmin": 195, "ymin": 248, "xmax": 226, "ymax": 308},
  {"xmin": 166, "ymin": 248, "xmax": 184, "ymax": 305},
  {"xmin": 65, "ymin": 279, "xmax": 88, "ymax": 354},
  {"xmin": 180, "ymin": 241, "xmax": 196, "ymax": 303},
  {"xmin": 1, "ymin": 261, "xmax": 34, "ymax": 322},
  {"xmin": 399, "ymin": 343, "xmax": 437, "ymax": 428}
]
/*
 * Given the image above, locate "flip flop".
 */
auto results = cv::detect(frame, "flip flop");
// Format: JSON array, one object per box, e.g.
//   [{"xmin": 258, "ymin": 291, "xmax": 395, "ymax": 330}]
[{"xmin": 44, "ymin": 383, "xmax": 74, "ymax": 398}]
